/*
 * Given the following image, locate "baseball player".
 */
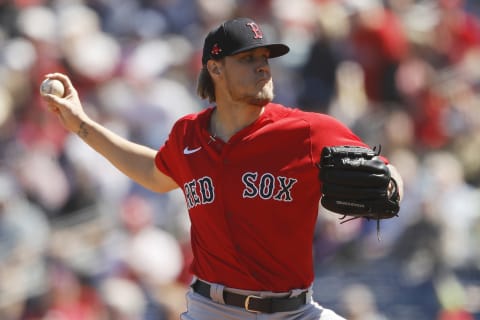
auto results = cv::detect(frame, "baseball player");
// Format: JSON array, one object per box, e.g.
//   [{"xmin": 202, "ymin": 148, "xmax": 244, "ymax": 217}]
[{"xmin": 42, "ymin": 17, "xmax": 403, "ymax": 320}]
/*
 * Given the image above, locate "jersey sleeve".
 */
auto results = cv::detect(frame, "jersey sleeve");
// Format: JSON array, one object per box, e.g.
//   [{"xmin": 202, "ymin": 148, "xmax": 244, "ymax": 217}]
[
  {"xmin": 307, "ymin": 112, "xmax": 389, "ymax": 165},
  {"xmin": 155, "ymin": 138, "xmax": 174, "ymax": 178},
  {"xmin": 154, "ymin": 120, "xmax": 184, "ymax": 184}
]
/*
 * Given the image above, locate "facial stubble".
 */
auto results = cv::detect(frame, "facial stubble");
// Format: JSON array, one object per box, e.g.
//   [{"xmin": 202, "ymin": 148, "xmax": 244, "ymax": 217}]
[{"xmin": 226, "ymin": 74, "xmax": 274, "ymax": 107}]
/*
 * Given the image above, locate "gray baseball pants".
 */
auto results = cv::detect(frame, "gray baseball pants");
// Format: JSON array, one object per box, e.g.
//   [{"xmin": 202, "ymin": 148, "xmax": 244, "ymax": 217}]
[{"xmin": 180, "ymin": 280, "xmax": 346, "ymax": 320}]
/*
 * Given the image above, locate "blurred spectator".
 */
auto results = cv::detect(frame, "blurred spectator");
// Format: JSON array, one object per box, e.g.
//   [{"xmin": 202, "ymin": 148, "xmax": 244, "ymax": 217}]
[
  {"xmin": 328, "ymin": 60, "xmax": 369, "ymax": 127},
  {"xmin": 340, "ymin": 283, "xmax": 388, "ymax": 320},
  {"xmin": 0, "ymin": 170, "xmax": 50, "ymax": 319},
  {"xmin": 422, "ymin": 151, "xmax": 480, "ymax": 269},
  {"xmin": 99, "ymin": 194, "xmax": 186, "ymax": 319},
  {"xmin": 435, "ymin": 273, "xmax": 474, "ymax": 320},
  {"xmin": 100, "ymin": 276, "xmax": 150, "ymax": 320},
  {"xmin": 40, "ymin": 259, "xmax": 105, "ymax": 320},
  {"xmin": 297, "ymin": 0, "xmax": 349, "ymax": 113},
  {"xmin": 346, "ymin": 0, "xmax": 409, "ymax": 103},
  {"xmin": 391, "ymin": 201, "xmax": 444, "ymax": 285},
  {"xmin": 433, "ymin": 0, "xmax": 480, "ymax": 65}
]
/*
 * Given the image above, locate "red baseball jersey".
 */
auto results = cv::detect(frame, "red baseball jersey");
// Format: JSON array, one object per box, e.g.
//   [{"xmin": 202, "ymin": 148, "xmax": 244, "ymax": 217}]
[{"xmin": 155, "ymin": 103, "xmax": 369, "ymax": 292}]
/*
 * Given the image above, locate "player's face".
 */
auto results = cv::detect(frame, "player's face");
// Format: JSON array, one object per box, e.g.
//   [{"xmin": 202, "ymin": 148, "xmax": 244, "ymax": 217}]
[{"xmin": 223, "ymin": 47, "xmax": 274, "ymax": 106}]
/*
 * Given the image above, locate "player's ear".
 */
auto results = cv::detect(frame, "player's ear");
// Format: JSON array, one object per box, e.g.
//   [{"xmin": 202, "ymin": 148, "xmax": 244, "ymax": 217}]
[{"xmin": 207, "ymin": 60, "xmax": 221, "ymax": 76}]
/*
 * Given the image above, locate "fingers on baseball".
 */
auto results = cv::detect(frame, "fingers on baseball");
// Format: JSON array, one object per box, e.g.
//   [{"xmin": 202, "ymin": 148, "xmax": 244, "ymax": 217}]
[
  {"xmin": 45, "ymin": 73, "xmax": 76, "ymax": 97},
  {"xmin": 43, "ymin": 94, "xmax": 63, "ymax": 114},
  {"xmin": 43, "ymin": 92, "xmax": 61, "ymax": 104}
]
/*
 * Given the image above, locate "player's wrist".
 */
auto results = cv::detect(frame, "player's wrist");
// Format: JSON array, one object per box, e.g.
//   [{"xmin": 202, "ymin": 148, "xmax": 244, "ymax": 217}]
[
  {"xmin": 75, "ymin": 117, "xmax": 93, "ymax": 139},
  {"xmin": 387, "ymin": 178, "xmax": 399, "ymax": 200}
]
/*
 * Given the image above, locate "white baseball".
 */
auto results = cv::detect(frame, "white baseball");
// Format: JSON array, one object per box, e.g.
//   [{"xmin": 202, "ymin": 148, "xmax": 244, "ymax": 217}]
[{"xmin": 40, "ymin": 78, "xmax": 65, "ymax": 97}]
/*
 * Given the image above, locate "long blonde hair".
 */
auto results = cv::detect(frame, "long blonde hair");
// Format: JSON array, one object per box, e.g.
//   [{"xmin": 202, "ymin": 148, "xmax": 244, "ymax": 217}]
[{"xmin": 196, "ymin": 67, "xmax": 216, "ymax": 102}]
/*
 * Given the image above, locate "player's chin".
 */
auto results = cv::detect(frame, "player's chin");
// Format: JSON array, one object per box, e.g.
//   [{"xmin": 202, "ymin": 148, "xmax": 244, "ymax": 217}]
[
  {"xmin": 249, "ymin": 93, "xmax": 273, "ymax": 107},
  {"xmin": 250, "ymin": 87, "xmax": 274, "ymax": 106}
]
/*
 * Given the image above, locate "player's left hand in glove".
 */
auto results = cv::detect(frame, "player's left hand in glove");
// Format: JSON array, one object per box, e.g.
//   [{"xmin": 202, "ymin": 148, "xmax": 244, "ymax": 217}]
[{"xmin": 318, "ymin": 146, "xmax": 400, "ymax": 234}]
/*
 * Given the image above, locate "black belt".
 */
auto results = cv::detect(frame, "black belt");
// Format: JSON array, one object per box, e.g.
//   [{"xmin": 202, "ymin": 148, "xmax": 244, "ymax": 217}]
[{"xmin": 191, "ymin": 279, "xmax": 307, "ymax": 313}]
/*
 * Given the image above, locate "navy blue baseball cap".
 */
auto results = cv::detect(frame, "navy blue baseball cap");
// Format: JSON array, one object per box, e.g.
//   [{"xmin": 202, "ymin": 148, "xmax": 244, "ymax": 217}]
[{"xmin": 202, "ymin": 17, "xmax": 290, "ymax": 65}]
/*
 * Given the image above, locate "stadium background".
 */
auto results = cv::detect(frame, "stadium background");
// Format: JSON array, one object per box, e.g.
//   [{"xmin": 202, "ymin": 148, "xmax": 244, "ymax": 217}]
[{"xmin": 0, "ymin": 0, "xmax": 479, "ymax": 319}]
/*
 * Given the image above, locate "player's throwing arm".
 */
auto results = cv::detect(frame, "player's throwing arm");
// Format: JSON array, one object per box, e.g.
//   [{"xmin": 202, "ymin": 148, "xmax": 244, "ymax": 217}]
[{"xmin": 40, "ymin": 73, "xmax": 178, "ymax": 193}]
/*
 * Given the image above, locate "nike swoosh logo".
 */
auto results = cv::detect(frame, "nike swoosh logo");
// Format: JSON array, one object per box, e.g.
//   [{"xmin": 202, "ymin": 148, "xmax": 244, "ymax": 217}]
[{"xmin": 183, "ymin": 146, "xmax": 202, "ymax": 155}]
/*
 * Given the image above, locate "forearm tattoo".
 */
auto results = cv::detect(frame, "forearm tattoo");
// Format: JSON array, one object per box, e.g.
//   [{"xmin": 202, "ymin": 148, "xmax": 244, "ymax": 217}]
[{"xmin": 77, "ymin": 121, "xmax": 89, "ymax": 139}]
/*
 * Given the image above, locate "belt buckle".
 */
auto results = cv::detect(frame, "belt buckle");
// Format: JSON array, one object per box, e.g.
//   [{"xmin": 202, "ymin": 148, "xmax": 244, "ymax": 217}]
[{"xmin": 245, "ymin": 295, "xmax": 262, "ymax": 313}]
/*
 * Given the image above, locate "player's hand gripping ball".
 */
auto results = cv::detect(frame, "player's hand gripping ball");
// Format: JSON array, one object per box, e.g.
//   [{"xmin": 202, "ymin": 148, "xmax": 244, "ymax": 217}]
[{"xmin": 40, "ymin": 78, "xmax": 65, "ymax": 97}]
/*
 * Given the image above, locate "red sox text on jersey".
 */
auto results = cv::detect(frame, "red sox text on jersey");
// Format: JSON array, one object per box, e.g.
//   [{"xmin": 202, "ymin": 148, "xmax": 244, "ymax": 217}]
[{"xmin": 184, "ymin": 173, "xmax": 298, "ymax": 209}]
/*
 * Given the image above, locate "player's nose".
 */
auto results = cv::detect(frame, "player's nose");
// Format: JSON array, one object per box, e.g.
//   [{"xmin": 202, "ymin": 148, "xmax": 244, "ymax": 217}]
[{"xmin": 256, "ymin": 58, "xmax": 270, "ymax": 75}]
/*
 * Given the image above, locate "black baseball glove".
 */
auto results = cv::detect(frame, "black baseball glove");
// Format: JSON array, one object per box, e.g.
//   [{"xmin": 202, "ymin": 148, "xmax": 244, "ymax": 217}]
[{"xmin": 318, "ymin": 145, "xmax": 400, "ymax": 228}]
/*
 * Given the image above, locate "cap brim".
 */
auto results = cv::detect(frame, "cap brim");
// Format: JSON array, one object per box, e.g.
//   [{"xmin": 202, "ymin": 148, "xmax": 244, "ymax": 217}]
[
  {"xmin": 230, "ymin": 43, "xmax": 290, "ymax": 59},
  {"xmin": 267, "ymin": 44, "xmax": 290, "ymax": 58}
]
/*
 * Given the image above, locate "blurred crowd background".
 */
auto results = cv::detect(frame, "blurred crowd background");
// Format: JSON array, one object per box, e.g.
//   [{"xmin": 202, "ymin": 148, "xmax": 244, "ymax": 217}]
[{"xmin": 0, "ymin": 0, "xmax": 480, "ymax": 319}]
